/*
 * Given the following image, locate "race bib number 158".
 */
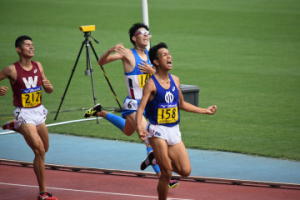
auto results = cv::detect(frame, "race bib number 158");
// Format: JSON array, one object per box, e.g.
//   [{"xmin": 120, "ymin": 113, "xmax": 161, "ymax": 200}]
[{"xmin": 157, "ymin": 103, "xmax": 178, "ymax": 124}]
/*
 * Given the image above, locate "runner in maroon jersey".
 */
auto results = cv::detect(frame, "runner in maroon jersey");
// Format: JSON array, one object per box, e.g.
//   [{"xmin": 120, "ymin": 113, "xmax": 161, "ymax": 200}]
[{"xmin": 0, "ymin": 36, "xmax": 58, "ymax": 200}]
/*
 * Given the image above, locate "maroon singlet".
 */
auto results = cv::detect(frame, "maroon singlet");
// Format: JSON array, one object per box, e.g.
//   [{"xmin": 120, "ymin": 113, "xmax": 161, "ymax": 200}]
[{"xmin": 11, "ymin": 61, "xmax": 42, "ymax": 108}]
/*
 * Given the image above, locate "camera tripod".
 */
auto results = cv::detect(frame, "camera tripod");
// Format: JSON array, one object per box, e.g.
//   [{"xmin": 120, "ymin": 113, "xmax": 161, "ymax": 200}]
[{"xmin": 54, "ymin": 30, "xmax": 122, "ymax": 123}]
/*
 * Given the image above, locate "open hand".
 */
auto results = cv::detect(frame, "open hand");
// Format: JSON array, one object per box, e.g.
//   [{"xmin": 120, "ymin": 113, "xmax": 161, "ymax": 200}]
[{"xmin": 138, "ymin": 61, "xmax": 155, "ymax": 74}]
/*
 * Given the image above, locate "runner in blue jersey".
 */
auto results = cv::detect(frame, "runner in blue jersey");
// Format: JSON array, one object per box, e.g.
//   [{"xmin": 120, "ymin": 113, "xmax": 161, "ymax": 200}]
[
  {"xmin": 136, "ymin": 42, "xmax": 217, "ymax": 200},
  {"xmin": 84, "ymin": 23, "xmax": 179, "ymax": 188}
]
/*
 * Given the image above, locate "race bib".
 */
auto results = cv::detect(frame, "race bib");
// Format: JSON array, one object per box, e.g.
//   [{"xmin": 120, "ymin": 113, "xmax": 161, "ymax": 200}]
[
  {"xmin": 157, "ymin": 103, "xmax": 178, "ymax": 124},
  {"xmin": 123, "ymin": 98, "xmax": 139, "ymax": 110},
  {"xmin": 21, "ymin": 86, "xmax": 42, "ymax": 108},
  {"xmin": 138, "ymin": 74, "xmax": 151, "ymax": 88}
]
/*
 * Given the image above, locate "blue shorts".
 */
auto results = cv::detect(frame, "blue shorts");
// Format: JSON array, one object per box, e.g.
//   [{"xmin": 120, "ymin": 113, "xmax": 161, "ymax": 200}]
[{"xmin": 122, "ymin": 97, "xmax": 145, "ymax": 118}]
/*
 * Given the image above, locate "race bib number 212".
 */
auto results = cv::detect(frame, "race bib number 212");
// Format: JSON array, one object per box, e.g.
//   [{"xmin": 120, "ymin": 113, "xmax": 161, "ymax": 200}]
[{"xmin": 21, "ymin": 86, "xmax": 42, "ymax": 108}]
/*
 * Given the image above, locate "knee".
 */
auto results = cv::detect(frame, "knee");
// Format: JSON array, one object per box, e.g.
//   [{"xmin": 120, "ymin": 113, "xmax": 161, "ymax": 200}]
[
  {"xmin": 33, "ymin": 143, "xmax": 46, "ymax": 158},
  {"xmin": 160, "ymin": 168, "xmax": 173, "ymax": 180},
  {"xmin": 122, "ymin": 129, "xmax": 134, "ymax": 136},
  {"xmin": 179, "ymin": 167, "xmax": 191, "ymax": 177},
  {"xmin": 124, "ymin": 132, "xmax": 134, "ymax": 137},
  {"xmin": 44, "ymin": 145, "xmax": 49, "ymax": 153},
  {"xmin": 40, "ymin": 140, "xmax": 49, "ymax": 153}
]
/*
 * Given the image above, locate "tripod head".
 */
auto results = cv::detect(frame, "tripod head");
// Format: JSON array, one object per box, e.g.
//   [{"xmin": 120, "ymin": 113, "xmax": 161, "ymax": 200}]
[
  {"xmin": 79, "ymin": 25, "xmax": 95, "ymax": 32},
  {"xmin": 79, "ymin": 25, "xmax": 99, "ymax": 44}
]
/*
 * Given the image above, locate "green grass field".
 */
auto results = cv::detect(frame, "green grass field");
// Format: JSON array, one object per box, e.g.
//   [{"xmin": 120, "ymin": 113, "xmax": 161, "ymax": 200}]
[{"xmin": 0, "ymin": 0, "xmax": 299, "ymax": 160}]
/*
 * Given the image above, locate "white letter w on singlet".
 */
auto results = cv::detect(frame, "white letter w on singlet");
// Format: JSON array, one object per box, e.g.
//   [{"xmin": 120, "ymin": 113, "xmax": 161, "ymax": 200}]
[{"xmin": 22, "ymin": 76, "xmax": 38, "ymax": 88}]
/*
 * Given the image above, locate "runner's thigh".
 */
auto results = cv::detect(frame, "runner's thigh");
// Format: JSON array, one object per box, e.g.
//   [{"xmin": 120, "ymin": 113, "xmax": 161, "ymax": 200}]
[
  {"xmin": 149, "ymin": 137, "xmax": 172, "ymax": 170},
  {"xmin": 36, "ymin": 122, "xmax": 49, "ymax": 152},
  {"xmin": 19, "ymin": 123, "xmax": 45, "ymax": 153},
  {"xmin": 168, "ymin": 141, "xmax": 191, "ymax": 175}
]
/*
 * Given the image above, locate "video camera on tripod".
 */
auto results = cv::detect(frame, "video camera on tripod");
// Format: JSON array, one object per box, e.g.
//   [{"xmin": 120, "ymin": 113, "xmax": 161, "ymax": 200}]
[{"xmin": 54, "ymin": 25, "xmax": 122, "ymax": 123}]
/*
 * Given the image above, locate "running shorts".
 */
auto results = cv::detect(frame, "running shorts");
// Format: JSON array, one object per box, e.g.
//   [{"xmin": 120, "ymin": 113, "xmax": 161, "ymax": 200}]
[
  {"xmin": 122, "ymin": 97, "xmax": 145, "ymax": 118},
  {"xmin": 14, "ymin": 105, "xmax": 48, "ymax": 130},
  {"xmin": 145, "ymin": 122, "xmax": 182, "ymax": 146}
]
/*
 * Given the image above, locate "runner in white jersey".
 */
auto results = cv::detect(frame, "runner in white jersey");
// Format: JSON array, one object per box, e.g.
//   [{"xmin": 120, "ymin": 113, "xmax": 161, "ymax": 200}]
[
  {"xmin": 124, "ymin": 48, "xmax": 152, "ymax": 99},
  {"xmin": 122, "ymin": 48, "xmax": 152, "ymax": 118},
  {"xmin": 84, "ymin": 23, "xmax": 179, "ymax": 189}
]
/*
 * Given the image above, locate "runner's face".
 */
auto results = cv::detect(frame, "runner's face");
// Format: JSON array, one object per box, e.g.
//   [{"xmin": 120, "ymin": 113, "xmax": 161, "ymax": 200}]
[
  {"xmin": 133, "ymin": 28, "xmax": 150, "ymax": 47},
  {"xmin": 18, "ymin": 40, "xmax": 34, "ymax": 58},
  {"xmin": 157, "ymin": 48, "xmax": 172, "ymax": 70}
]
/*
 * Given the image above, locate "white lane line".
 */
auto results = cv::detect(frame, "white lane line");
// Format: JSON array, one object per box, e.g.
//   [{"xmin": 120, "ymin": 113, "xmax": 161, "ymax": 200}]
[
  {"xmin": 0, "ymin": 118, "xmax": 101, "ymax": 135},
  {"xmin": 0, "ymin": 182, "xmax": 193, "ymax": 200}
]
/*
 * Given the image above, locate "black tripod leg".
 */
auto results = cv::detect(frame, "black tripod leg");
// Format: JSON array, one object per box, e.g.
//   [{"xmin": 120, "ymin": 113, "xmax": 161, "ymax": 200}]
[
  {"xmin": 89, "ymin": 42, "xmax": 123, "ymax": 110},
  {"xmin": 54, "ymin": 41, "xmax": 85, "ymax": 120},
  {"xmin": 86, "ymin": 41, "xmax": 99, "ymax": 124}
]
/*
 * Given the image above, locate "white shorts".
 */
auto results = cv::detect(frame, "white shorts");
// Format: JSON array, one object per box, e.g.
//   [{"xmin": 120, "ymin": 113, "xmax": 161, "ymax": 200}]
[
  {"xmin": 145, "ymin": 122, "xmax": 182, "ymax": 146},
  {"xmin": 14, "ymin": 105, "xmax": 48, "ymax": 130}
]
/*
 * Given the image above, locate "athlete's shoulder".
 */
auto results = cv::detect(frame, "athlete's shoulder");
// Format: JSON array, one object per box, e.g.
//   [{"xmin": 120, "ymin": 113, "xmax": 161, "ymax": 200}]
[
  {"xmin": 31, "ymin": 60, "xmax": 38, "ymax": 64},
  {"xmin": 144, "ymin": 76, "xmax": 155, "ymax": 89},
  {"xmin": 170, "ymin": 74, "xmax": 181, "ymax": 90},
  {"xmin": 33, "ymin": 61, "xmax": 45, "ymax": 75},
  {"xmin": 0, "ymin": 64, "xmax": 17, "ymax": 81},
  {"xmin": 122, "ymin": 48, "xmax": 134, "ymax": 55},
  {"xmin": 6, "ymin": 64, "xmax": 16, "ymax": 69},
  {"xmin": 170, "ymin": 74, "xmax": 179, "ymax": 82},
  {"xmin": 115, "ymin": 48, "xmax": 134, "ymax": 62},
  {"xmin": 3, "ymin": 64, "xmax": 16, "ymax": 74}
]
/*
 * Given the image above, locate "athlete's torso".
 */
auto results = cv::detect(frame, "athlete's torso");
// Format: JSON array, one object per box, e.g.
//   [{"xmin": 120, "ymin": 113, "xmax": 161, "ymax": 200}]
[
  {"xmin": 124, "ymin": 49, "xmax": 152, "ymax": 100},
  {"xmin": 11, "ymin": 61, "xmax": 43, "ymax": 108},
  {"xmin": 145, "ymin": 74, "xmax": 180, "ymax": 127}
]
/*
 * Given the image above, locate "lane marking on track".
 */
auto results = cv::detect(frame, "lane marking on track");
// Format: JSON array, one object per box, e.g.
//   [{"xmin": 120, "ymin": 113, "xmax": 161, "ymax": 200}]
[
  {"xmin": 0, "ymin": 118, "xmax": 101, "ymax": 135},
  {"xmin": 0, "ymin": 182, "xmax": 194, "ymax": 200}
]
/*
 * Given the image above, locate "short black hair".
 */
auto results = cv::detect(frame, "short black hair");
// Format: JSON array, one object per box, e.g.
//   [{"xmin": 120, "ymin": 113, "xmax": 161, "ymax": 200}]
[
  {"xmin": 149, "ymin": 42, "xmax": 168, "ymax": 67},
  {"xmin": 15, "ymin": 35, "xmax": 32, "ymax": 48},
  {"xmin": 128, "ymin": 23, "xmax": 149, "ymax": 46}
]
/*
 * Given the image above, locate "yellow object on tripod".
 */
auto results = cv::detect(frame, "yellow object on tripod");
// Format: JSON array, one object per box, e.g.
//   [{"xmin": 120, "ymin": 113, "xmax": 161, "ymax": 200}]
[{"xmin": 79, "ymin": 25, "xmax": 95, "ymax": 32}]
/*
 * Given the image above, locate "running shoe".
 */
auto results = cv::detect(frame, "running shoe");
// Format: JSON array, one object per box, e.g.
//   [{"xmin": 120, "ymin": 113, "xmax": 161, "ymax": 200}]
[
  {"xmin": 84, "ymin": 103, "xmax": 103, "ymax": 118},
  {"xmin": 140, "ymin": 150, "xmax": 155, "ymax": 170},
  {"xmin": 169, "ymin": 180, "xmax": 179, "ymax": 189},
  {"xmin": 38, "ymin": 192, "xmax": 58, "ymax": 200},
  {"xmin": 2, "ymin": 119, "xmax": 15, "ymax": 130}
]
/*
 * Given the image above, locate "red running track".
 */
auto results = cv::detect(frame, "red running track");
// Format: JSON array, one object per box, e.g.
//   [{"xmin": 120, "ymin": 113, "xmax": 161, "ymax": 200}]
[{"xmin": 0, "ymin": 164, "xmax": 299, "ymax": 200}]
